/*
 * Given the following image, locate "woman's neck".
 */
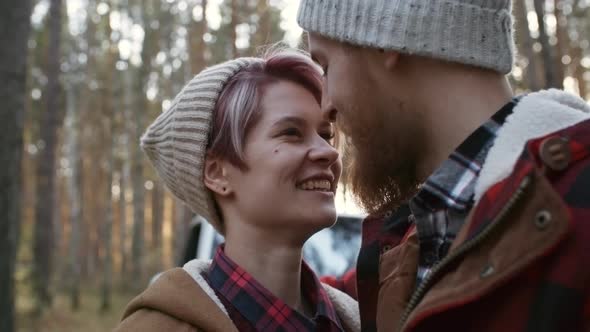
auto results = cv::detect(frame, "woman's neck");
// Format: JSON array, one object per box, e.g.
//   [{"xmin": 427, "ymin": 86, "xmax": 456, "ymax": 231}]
[{"xmin": 224, "ymin": 229, "xmax": 306, "ymax": 313}]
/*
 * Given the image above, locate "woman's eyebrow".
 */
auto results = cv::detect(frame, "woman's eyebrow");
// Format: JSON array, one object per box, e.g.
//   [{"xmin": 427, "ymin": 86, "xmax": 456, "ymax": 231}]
[{"xmin": 272, "ymin": 116, "xmax": 307, "ymax": 128}]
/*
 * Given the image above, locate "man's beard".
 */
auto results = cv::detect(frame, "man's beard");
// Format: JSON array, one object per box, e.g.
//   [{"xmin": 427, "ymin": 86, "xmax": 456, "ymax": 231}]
[{"xmin": 339, "ymin": 104, "xmax": 424, "ymax": 215}]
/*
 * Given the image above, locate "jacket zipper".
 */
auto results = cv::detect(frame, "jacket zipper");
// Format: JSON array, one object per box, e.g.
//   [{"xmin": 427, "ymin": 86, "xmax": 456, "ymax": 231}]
[{"xmin": 398, "ymin": 174, "xmax": 533, "ymax": 331}]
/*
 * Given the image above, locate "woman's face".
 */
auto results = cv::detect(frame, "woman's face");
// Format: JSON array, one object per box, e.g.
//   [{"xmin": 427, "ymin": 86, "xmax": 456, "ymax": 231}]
[{"xmin": 224, "ymin": 80, "xmax": 342, "ymax": 242}]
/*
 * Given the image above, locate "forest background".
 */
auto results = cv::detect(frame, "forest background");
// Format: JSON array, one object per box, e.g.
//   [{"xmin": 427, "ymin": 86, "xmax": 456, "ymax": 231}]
[{"xmin": 1, "ymin": 0, "xmax": 590, "ymax": 331}]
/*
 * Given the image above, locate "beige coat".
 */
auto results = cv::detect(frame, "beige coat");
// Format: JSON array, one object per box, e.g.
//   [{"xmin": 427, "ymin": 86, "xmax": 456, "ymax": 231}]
[{"xmin": 115, "ymin": 260, "xmax": 360, "ymax": 332}]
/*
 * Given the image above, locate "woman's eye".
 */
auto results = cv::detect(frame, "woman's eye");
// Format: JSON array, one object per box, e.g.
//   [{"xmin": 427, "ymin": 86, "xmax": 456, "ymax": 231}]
[
  {"xmin": 322, "ymin": 66, "xmax": 328, "ymax": 78},
  {"xmin": 281, "ymin": 128, "xmax": 302, "ymax": 137}
]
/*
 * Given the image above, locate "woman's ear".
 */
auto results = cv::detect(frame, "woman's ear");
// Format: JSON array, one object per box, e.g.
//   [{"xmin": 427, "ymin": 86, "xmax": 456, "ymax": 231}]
[{"xmin": 203, "ymin": 156, "xmax": 232, "ymax": 197}]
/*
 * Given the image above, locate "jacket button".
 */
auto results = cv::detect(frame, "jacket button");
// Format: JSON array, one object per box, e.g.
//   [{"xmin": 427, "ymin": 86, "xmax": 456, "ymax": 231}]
[
  {"xmin": 534, "ymin": 210, "xmax": 552, "ymax": 230},
  {"xmin": 539, "ymin": 136, "xmax": 571, "ymax": 171}
]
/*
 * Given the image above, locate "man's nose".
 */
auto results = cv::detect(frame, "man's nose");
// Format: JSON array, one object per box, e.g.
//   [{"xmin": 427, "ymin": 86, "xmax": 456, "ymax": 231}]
[{"xmin": 321, "ymin": 92, "xmax": 338, "ymax": 123}]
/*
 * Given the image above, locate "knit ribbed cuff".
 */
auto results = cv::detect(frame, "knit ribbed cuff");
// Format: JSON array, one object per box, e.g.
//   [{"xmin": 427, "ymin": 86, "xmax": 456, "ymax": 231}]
[{"xmin": 297, "ymin": 0, "xmax": 514, "ymax": 74}]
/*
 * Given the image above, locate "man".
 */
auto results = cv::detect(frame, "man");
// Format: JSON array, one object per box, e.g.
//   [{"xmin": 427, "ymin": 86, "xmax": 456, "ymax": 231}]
[{"xmin": 297, "ymin": 0, "xmax": 590, "ymax": 331}]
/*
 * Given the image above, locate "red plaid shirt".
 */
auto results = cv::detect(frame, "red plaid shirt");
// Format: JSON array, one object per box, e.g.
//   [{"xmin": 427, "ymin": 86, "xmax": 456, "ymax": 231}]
[{"xmin": 205, "ymin": 245, "xmax": 345, "ymax": 332}]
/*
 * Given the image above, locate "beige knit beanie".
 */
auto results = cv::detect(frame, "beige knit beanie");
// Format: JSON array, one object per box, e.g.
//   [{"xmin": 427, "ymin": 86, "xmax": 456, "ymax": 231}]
[
  {"xmin": 141, "ymin": 57, "xmax": 263, "ymax": 234},
  {"xmin": 297, "ymin": 0, "xmax": 515, "ymax": 74}
]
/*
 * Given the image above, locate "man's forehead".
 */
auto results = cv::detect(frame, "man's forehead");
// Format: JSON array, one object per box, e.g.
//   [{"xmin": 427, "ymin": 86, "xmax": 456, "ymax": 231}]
[
  {"xmin": 308, "ymin": 32, "xmax": 331, "ymax": 46},
  {"xmin": 307, "ymin": 33, "xmax": 332, "ymax": 59}
]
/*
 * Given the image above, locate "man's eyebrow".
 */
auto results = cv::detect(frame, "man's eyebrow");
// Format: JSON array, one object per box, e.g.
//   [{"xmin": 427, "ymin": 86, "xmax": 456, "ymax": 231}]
[
  {"xmin": 310, "ymin": 53, "xmax": 320, "ymax": 64},
  {"xmin": 319, "ymin": 120, "xmax": 334, "ymax": 130}
]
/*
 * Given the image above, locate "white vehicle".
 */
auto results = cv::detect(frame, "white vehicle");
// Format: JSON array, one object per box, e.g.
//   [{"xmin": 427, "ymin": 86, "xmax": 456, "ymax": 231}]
[{"xmin": 179, "ymin": 214, "xmax": 364, "ymax": 277}]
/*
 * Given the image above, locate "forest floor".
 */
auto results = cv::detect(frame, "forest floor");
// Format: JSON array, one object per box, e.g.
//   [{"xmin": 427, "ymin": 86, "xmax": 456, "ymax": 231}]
[{"xmin": 16, "ymin": 287, "xmax": 137, "ymax": 332}]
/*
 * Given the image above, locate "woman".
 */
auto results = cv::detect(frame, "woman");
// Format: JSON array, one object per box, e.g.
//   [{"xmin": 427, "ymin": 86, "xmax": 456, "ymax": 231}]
[{"xmin": 115, "ymin": 49, "xmax": 360, "ymax": 332}]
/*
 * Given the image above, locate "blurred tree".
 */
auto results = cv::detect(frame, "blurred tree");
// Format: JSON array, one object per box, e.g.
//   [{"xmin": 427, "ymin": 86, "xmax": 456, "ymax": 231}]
[
  {"xmin": 534, "ymin": 0, "xmax": 563, "ymax": 88},
  {"xmin": 99, "ymin": 0, "xmax": 118, "ymax": 312},
  {"xmin": 569, "ymin": 0, "xmax": 589, "ymax": 98},
  {"xmin": 65, "ymin": 82, "xmax": 83, "ymax": 311},
  {"xmin": 63, "ymin": 0, "xmax": 98, "ymax": 310},
  {"xmin": 151, "ymin": 181, "xmax": 164, "ymax": 251},
  {"xmin": 250, "ymin": 0, "xmax": 284, "ymax": 55},
  {"xmin": 230, "ymin": 0, "xmax": 239, "ymax": 57},
  {"xmin": 514, "ymin": 0, "xmax": 542, "ymax": 91},
  {"xmin": 252, "ymin": 0, "xmax": 271, "ymax": 48},
  {"xmin": 119, "ymin": 0, "xmax": 134, "ymax": 284},
  {"xmin": 33, "ymin": 0, "xmax": 63, "ymax": 315},
  {"xmin": 553, "ymin": 0, "xmax": 568, "ymax": 85},
  {"xmin": 130, "ymin": 0, "xmax": 157, "ymax": 285},
  {"xmin": 0, "ymin": 0, "xmax": 33, "ymax": 330},
  {"xmin": 175, "ymin": 201, "xmax": 194, "ymax": 264},
  {"xmin": 189, "ymin": 0, "xmax": 208, "ymax": 74}
]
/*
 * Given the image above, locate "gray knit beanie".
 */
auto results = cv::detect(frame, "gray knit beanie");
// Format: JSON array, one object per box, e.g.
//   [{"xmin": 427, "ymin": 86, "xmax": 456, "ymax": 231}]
[
  {"xmin": 297, "ymin": 0, "xmax": 515, "ymax": 74},
  {"xmin": 141, "ymin": 57, "xmax": 262, "ymax": 234}
]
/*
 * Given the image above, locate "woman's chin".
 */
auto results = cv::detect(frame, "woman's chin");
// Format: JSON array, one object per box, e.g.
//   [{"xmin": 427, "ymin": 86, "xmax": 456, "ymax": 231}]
[{"xmin": 302, "ymin": 208, "xmax": 338, "ymax": 230}]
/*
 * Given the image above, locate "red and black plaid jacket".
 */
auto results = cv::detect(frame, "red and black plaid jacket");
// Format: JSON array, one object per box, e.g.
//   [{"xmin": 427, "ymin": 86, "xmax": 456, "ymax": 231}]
[
  {"xmin": 326, "ymin": 117, "xmax": 590, "ymax": 332},
  {"xmin": 399, "ymin": 118, "xmax": 590, "ymax": 331}
]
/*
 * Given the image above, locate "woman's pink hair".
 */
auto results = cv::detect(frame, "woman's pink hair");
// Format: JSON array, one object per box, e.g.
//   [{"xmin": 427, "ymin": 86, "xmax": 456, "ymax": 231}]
[{"xmin": 208, "ymin": 48, "xmax": 323, "ymax": 169}]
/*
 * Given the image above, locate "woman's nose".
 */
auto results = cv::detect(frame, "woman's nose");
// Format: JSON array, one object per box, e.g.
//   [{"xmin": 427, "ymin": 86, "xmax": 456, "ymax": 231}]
[{"xmin": 308, "ymin": 136, "xmax": 339, "ymax": 166}]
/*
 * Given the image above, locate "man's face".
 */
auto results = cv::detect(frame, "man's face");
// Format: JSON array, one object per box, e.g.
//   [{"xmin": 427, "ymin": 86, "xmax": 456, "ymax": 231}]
[{"xmin": 309, "ymin": 33, "xmax": 424, "ymax": 214}]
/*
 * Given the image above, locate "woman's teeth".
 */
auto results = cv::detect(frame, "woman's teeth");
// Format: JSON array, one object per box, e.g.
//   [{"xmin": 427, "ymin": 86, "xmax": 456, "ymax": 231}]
[{"xmin": 298, "ymin": 180, "xmax": 332, "ymax": 191}]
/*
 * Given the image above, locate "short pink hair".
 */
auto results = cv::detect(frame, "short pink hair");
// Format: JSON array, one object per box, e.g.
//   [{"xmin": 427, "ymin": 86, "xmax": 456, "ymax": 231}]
[{"xmin": 208, "ymin": 49, "xmax": 323, "ymax": 169}]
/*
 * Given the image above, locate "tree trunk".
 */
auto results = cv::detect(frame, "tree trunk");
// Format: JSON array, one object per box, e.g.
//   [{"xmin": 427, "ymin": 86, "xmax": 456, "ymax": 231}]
[
  {"xmin": 252, "ymin": 0, "xmax": 271, "ymax": 52},
  {"xmin": 151, "ymin": 181, "xmax": 164, "ymax": 250},
  {"xmin": 572, "ymin": 0, "xmax": 589, "ymax": 98},
  {"xmin": 131, "ymin": 0, "xmax": 153, "ymax": 284},
  {"xmin": 65, "ymin": 85, "xmax": 83, "ymax": 311},
  {"xmin": 118, "ymin": 2, "xmax": 132, "ymax": 284},
  {"xmin": 130, "ymin": 98, "xmax": 145, "ymax": 284},
  {"xmin": 33, "ymin": 0, "xmax": 63, "ymax": 314},
  {"xmin": 100, "ymin": 7, "xmax": 116, "ymax": 311},
  {"xmin": 174, "ymin": 203, "xmax": 193, "ymax": 265},
  {"xmin": 120, "ymin": 49, "xmax": 133, "ymax": 286},
  {"xmin": 119, "ymin": 139, "xmax": 130, "ymax": 282},
  {"xmin": 230, "ymin": 0, "xmax": 239, "ymax": 57},
  {"xmin": 100, "ymin": 150, "xmax": 113, "ymax": 312},
  {"xmin": 514, "ymin": 0, "xmax": 542, "ymax": 91},
  {"xmin": 189, "ymin": 0, "xmax": 208, "ymax": 74},
  {"xmin": 572, "ymin": 44, "xmax": 588, "ymax": 98},
  {"xmin": 552, "ymin": 0, "xmax": 567, "ymax": 84},
  {"xmin": 100, "ymin": 130, "xmax": 114, "ymax": 312},
  {"xmin": 0, "ymin": 0, "xmax": 33, "ymax": 330},
  {"xmin": 534, "ymin": 0, "xmax": 562, "ymax": 89},
  {"xmin": 75, "ymin": 0, "xmax": 95, "ymax": 282}
]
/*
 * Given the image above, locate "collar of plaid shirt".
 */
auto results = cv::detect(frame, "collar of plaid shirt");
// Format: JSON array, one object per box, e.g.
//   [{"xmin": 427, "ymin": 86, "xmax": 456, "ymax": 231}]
[
  {"xmin": 408, "ymin": 97, "xmax": 518, "ymax": 286},
  {"xmin": 205, "ymin": 245, "xmax": 345, "ymax": 332}
]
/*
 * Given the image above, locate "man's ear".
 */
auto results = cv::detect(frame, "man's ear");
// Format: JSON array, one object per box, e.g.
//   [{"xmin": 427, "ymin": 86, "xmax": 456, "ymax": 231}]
[{"xmin": 203, "ymin": 155, "xmax": 232, "ymax": 197}]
